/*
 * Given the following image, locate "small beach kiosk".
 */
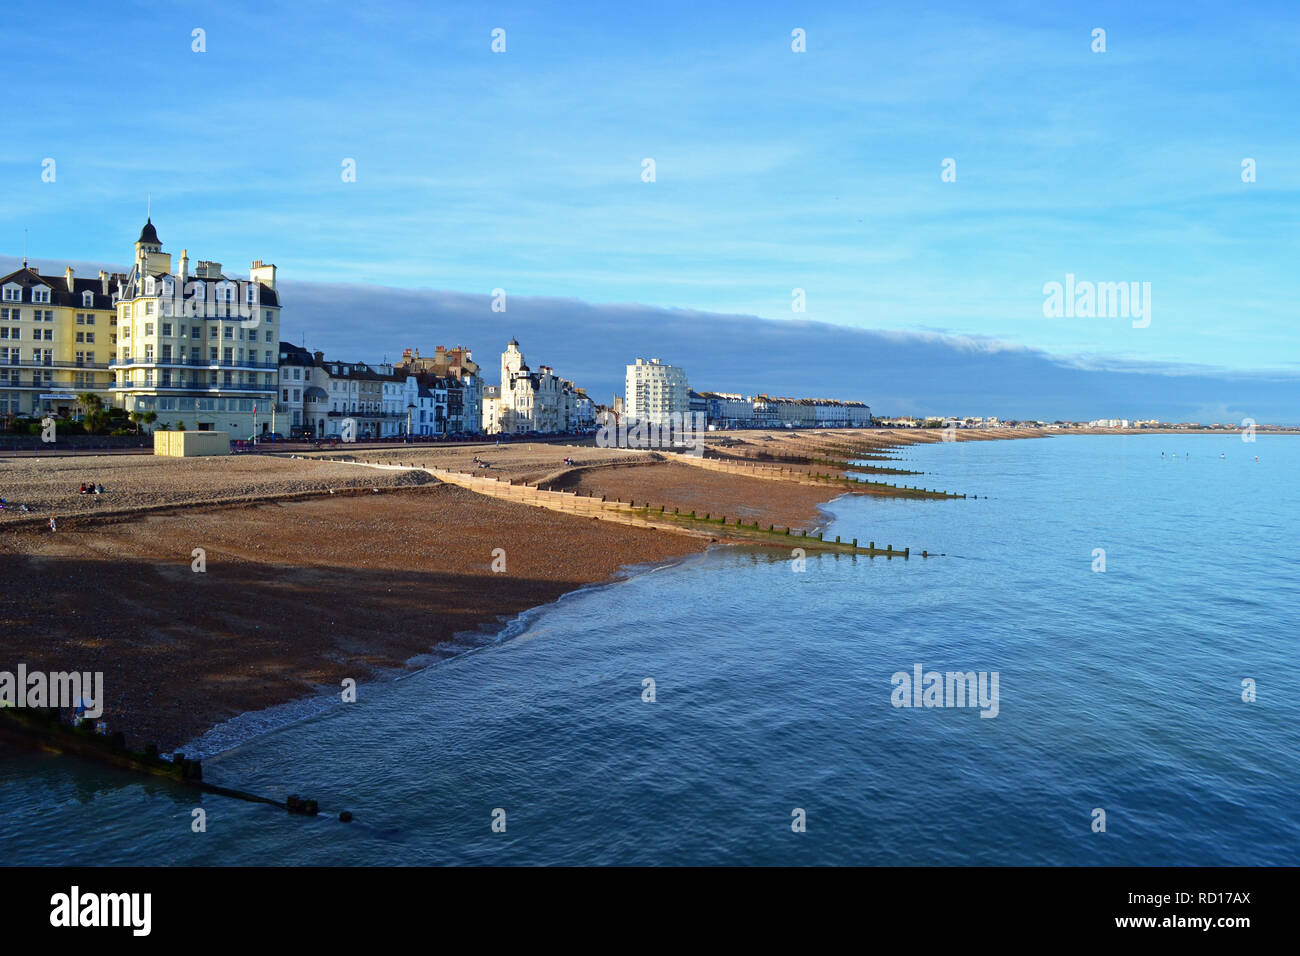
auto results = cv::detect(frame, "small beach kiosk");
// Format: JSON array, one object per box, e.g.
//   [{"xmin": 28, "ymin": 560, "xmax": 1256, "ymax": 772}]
[{"xmin": 153, "ymin": 431, "xmax": 230, "ymax": 457}]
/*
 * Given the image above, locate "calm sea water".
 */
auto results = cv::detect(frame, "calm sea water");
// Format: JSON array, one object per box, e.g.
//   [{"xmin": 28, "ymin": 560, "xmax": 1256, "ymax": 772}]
[{"xmin": 2, "ymin": 434, "xmax": 1296, "ymax": 865}]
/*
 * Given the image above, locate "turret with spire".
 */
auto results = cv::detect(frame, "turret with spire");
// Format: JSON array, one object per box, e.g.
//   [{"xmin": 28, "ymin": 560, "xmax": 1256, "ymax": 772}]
[{"xmin": 133, "ymin": 216, "xmax": 170, "ymax": 279}]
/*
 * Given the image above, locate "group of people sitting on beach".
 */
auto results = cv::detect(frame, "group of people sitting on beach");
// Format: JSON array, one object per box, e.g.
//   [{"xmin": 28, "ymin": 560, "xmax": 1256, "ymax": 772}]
[
  {"xmin": 0, "ymin": 497, "xmax": 30, "ymax": 513},
  {"xmin": 78, "ymin": 482, "xmax": 106, "ymax": 495},
  {"xmin": 472, "ymin": 456, "xmax": 491, "ymax": 469},
  {"xmin": 562, "ymin": 456, "xmax": 575, "ymax": 466}
]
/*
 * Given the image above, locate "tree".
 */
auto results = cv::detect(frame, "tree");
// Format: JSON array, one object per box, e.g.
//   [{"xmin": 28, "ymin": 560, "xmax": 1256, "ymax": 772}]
[
  {"xmin": 76, "ymin": 392, "xmax": 103, "ymax": 420},
  {"xmin": 79, "ymin": 393, "xmax": 110, "ymax": 435}
]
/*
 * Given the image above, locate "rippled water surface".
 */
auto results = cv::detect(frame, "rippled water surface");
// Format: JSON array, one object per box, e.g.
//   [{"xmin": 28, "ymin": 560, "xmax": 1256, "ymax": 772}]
[{"xmin": 3, "ymin": 435, "xmax": 1296, "ymax": 865}]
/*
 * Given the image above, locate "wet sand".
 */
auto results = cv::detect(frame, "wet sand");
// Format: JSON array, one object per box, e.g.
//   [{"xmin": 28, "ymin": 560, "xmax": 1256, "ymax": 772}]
[
  {"xmin": 0, "ymin": 484, "xmax": 704, "ymax": 750},
  {"xmin": 545, "ymin": 461, "xmax": 841, "ymax": 531}
]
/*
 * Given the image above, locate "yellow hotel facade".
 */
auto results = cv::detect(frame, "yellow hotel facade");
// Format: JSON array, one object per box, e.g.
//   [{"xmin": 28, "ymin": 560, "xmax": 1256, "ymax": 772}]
[{"xmin": 0, "ymin": 265, "xmax": 117, "ymax": 418}]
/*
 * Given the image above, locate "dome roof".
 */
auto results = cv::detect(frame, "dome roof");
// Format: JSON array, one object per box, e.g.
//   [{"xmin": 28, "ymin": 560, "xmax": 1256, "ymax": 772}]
[{"xmin": 137, "ymin": 218, "xmax": 160, "ymax": 245}]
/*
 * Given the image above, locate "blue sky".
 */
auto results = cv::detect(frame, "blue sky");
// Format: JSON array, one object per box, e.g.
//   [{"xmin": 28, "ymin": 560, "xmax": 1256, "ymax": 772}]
[{"xmin": 2, "ymin": 0, "xmax": 1298, "ymax": 417}]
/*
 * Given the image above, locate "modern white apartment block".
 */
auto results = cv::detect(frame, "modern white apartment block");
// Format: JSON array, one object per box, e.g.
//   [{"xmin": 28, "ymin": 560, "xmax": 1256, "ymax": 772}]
[{"xmin": 624, "ymin": 357, "xmax": 689, "ymax": 427}]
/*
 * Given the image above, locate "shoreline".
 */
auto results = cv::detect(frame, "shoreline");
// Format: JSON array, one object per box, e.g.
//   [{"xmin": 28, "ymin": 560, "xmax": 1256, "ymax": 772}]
[
  {"xmin": 186, "ymin": 546, "xmax": 713, "ymax": 760},
  {"xmin": 0, "ymin": 428, "xmax": 989, "ymax": 755}
]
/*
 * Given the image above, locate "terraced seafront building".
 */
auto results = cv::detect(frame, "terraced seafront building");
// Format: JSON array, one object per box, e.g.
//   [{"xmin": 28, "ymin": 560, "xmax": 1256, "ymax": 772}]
[
  {"xmin": 110, "ymin": 219, "xmax": 281, "ymax": 435},
  {"xmin": 0, "ymin": 262, "xmax": 119, "ymax": 419}
]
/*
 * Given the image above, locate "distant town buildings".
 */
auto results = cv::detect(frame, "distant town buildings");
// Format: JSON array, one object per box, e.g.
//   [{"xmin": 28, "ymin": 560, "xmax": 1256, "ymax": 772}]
[{"xmin": 697, "ymin": 392, "xmax": 872, "ymax": 429}]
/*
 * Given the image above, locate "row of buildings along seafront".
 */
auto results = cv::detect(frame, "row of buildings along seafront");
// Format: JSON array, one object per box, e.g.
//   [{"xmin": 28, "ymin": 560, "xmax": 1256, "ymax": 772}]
[
  {"xmin": 2, "ymin": 218, "xmax": 867, "ymax": 438},
  {"xmin": 276, "ymin": 343, "xmax": 486, "ymax": 439},
  {"xmin": 697, "ymin": 392, "xmax": 872, "ymax": 429},
  {"xmin": 1, "ymin": 218, "xmax": 279, "ymax": 435},
  {"xmin": 619, "ymin": 359, "xmax": 873, "ymax": 431}
]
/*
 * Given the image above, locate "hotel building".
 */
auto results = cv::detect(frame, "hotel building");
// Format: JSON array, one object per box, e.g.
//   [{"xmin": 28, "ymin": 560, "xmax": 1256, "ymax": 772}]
[
  {"xmin": 484, "ymin": 338, "xmax": 580, "ymax": 434},
  {"xmin": 111, "ymin": 219, "xmax": 280, "ymax": 435},
  {"xmin": 0, "ymin": 263, "xmax": 121, "ymax": 419}
]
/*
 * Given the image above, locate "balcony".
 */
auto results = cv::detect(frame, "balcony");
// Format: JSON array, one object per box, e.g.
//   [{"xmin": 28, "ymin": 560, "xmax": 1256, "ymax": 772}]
[
  {"xmin": 112, "ymin": 380, "xmax": 276, "ymax": 393},
  {"xmin": 110, "ymin": 359, "xmax": 279, "ymax": 371}
]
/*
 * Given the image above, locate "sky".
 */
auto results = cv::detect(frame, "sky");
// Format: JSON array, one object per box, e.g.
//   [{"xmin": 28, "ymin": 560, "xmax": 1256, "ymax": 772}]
[{"xmin": 2, "ymin": 1, "xmax": 1297, "ymax": 420}]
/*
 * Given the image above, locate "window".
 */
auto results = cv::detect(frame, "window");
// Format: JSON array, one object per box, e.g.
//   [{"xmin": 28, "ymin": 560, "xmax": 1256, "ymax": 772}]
[
  {"xmin": 76, "ymin": 313, "xmax": 86, "ymax": 325},
  {"xmin": 162, "ymin": 323, "xmax": 172, "ymax": 336},
  {"xmin": 32, "ymin": 288, "xmax": 50, "ymax": 303},
  {"xmin": 144, "ymin": 323, "xmax": 154, "ymax": 336},
  {"xmin": 42, "ymin": 329, "xmax": 52, "ymax": 341},
  {"xmin": 209, "ymin": 326, "xmax": 218, "ymax": 339},
  {"xmin": 224, "ymin": 327, "xmax": 233, "ymax": 339},
  {"xmin": 75, "ymin": 351, "xmax": 86, "ymax": 366},
  {"xmin": 82, "ymin": 290, "xmax": 94, "ymax": 307},
  {"xmin": 191, "ymin": 326, "xmax": 200, "ymax": 339},
  {"xmin": 0, "ymin": 308, "xmax": 14, "ymax": 320},
  {"xmin": 85, "ymin": 332, "xmax": 94, "ymax": 344},
  {"xmin": 265, "ymin": 329, "xmax": 273, "ymax": 342},
  {"xmin": 76, "ymin": 331, "xmax": 85, "ymax": 343},
  {"xmin": 162, "ymin": 345, "xmax": 172, "ymax": 361},
  {"xmin": 86, "ymin": 314, "xmax": 95, "ymax": 325},
  {"xmin": 144, "ymin": 345, "xmax": 154, "ymax": 361},
  {"xmin": 42, "ymin": 310, "xmax": 53, "ymax": 321}
]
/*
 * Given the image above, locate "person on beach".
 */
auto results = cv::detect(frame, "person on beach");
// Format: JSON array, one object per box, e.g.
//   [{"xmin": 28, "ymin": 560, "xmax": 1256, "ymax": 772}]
[
  {"xmin": 95, "ymin": 484, "xmax": 104, "ymax": 494},
  {"xmin": 79, "ymin": 483, "xmax": 88, "ymax": 494},
  {"xmin": 49, "ymin": 517, "xmax": 56, "ymax": 532}
]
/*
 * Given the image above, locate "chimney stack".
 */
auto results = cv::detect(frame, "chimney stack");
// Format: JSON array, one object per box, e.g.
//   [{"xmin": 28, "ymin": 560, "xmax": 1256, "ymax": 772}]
[
  {"xmin": 99, "ymin": 270, "xmax": 108, "ymax": 295},
  {"xmin": 65, "ymin": 266, "xmax": 75, "ymax": 292},
  {"xmin": 179, "ymin": 248, "xmax": 189, "ymax": 284}
]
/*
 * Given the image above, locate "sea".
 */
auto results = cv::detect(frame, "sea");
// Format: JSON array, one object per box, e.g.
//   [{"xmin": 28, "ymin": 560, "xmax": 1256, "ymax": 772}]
[{"xmin": 2, "ymin": 434, "xmax": 1296, "ymax": 865}]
